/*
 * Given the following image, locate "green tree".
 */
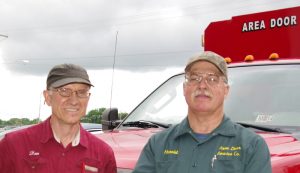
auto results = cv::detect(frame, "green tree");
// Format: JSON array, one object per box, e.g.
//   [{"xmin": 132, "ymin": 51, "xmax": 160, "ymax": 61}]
[
  {"xmin": 119, "ymin": 112, "xmax": 128, "ymax": 120},
  {"xmin": 31, "ymin": 118, "xmax": 41, "ymax": 124},
  {"xmin": 0, "ymin": 119, "xmax": 4, "ymax": 128},
  {"xmin": 82, "ymin": 108, "xmax": 128, "ymax": 124},
  {"xmin": 82, "ymin": 108, "xmax": 106, "ymax": 123},
  {"xmin": 8, "ymin": 118, "xmax": 22, "ymax": 126},
  {"xmin": 0, "ymin": 117, "xmax": 41, "ymax": 127},
  {"xmin": 20, "ymin": 118, "xmax": 31, "ymax": 125}
]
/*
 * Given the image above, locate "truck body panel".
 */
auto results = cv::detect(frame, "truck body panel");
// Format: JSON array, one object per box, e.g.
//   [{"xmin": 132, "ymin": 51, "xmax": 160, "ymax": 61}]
[
  {"xmin": 97, "ymin": 6, "xmax": 300, "ymax": 173},
  {"xmin": 204, "ymin": 6, "xmax": 300, "ymax": 61}
]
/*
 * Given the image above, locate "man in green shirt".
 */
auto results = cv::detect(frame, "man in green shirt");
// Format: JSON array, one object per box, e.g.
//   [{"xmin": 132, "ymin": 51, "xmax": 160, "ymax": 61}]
[{"xmin": 133, "ymin": 51, "xmax": 272, "ymax": 173}]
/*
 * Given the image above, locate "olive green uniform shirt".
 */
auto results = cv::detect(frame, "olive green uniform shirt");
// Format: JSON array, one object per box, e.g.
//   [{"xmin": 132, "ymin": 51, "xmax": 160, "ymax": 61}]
[{"xmin": 133, "ymin": 116, "xmax": 272, "ymax": 173}]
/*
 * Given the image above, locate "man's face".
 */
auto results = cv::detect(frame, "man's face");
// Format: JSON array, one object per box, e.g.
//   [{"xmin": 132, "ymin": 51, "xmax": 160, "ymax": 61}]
[
  {"xmin": 44, "ymin": 83, "xmax": 91, "ymax": 125},
  {"xmin": 183, "ymin": 61, "xmax": 229, "ymax": 114}
]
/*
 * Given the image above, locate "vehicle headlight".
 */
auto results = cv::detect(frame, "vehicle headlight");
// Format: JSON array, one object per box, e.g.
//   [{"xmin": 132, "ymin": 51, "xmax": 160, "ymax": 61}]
[{"xmin": 117, "ymin": 168, "xmax": 132, "ymax": 173}]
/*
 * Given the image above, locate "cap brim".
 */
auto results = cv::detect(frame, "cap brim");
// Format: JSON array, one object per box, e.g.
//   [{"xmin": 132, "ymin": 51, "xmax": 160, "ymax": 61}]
[{"xmin": 50, "ymin": 77, "xmax": 94, "ymax": 88}]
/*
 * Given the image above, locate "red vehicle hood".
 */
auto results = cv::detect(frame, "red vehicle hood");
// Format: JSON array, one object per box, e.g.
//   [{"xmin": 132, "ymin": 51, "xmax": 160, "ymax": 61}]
[
  {"xmin": 95, "ymin": 128, "xmax": 161, "ymax": 169},
  {"xmin": 261, "ymin": 133, "xmax": 300, "ymax": 172},
  {"xmin": 95, "ymin": 130, "xmax": 300, "ymax": 170},
  {"xmin": 262, "ymin": 133, "xmax": 300, "ymax": 156}
]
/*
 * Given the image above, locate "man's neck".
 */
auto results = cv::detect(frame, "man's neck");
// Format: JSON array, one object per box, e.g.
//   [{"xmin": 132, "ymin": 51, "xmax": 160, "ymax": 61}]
[
  {"xmin": 50, "ymin": 116, "xmax": 80, "ymax": 148},
  {"xmin": 187, "ymin": 110, "xmax": 224, "ymax": 134}
]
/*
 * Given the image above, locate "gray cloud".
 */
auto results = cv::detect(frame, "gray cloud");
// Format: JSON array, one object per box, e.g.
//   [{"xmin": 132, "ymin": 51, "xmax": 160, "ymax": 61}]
[{"xmin": 1, "ymin": 0, "xmax": 300, "ymax": 75}]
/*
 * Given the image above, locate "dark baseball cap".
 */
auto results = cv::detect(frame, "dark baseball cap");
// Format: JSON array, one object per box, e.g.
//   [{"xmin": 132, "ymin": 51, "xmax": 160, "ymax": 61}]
[
  {"xmin": 185, "ymin": 51, "xmax": 228, "ymax": 82},
  {"xmin": 46, "ymin": 63, "xmax": 93, "ymax": 89}
]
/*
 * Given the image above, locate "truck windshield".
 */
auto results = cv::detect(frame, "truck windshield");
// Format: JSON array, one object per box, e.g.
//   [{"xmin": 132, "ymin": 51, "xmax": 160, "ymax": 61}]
[
  {"xmin": 121, "ymin": 63, "xmax": 300, "ymax": 132},
  {"xmin": 122, "ymin": 73, "xmax": 186, "ymax": 126},
  {"xmin": 226, "ymin": 64, "xmax": 300, "ymax": 132}
]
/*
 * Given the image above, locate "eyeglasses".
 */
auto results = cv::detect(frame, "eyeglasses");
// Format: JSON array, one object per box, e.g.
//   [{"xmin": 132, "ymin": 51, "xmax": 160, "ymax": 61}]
[
  {"xmin": 50, "ymin": 87, "xmax": 91, "ymax": 98},
  {"xmin": 185, "ymin": 73, "xmax": 223, "ymax": 86}
]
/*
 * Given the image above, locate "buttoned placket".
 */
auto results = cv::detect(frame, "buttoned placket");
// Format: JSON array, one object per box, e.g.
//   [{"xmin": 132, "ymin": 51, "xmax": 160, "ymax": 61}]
[{"xmin": 188, "ymin": 131, "xmax": 219, "ymax": 173}]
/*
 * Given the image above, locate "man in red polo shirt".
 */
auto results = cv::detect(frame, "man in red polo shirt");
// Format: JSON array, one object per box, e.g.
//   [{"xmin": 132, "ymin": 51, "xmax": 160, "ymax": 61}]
[{"xmin": 0, "ymin": 64, "xmax": 117, "ymax": 173}]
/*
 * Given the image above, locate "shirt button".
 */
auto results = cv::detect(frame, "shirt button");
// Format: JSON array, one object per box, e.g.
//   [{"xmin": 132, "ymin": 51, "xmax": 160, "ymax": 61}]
[
  {"xmin": 62, "ymin": 153, "xmax": 65, "ymax": 156},
  {"xmin": 31, "ymin": 165, "xmax": 35, "ymax": 169}
]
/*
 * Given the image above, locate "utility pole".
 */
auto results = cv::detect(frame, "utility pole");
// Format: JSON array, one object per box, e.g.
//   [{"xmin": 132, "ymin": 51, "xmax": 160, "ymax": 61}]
[
  {"xmin": 38, "ymin": 91, "xmax": 43, "ymax": 122},
  {"xmin": 109, "ymin": 31, "xmax": 118, "ymax": 109}
]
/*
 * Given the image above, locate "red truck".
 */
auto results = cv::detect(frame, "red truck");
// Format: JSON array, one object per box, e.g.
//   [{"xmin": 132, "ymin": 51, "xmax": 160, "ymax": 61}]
[{"xmin": 98, "ymin": 6, "xmax": 300, "ymax": 173}]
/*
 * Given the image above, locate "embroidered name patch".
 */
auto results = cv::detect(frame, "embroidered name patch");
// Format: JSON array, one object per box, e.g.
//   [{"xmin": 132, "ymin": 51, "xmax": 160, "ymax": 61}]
[
  {"xmin": 216, "ymin": 146, "xmax": 241, "ymax": 157},
  {"xmin": 164, "ymin": 149, "xmax": 179, "ymax": 155}
]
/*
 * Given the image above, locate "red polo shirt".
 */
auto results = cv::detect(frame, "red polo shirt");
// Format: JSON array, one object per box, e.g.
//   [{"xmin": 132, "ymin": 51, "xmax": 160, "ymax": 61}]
[{"xmin": 0, "ymin": 118, "xmax": 116, "ymax": 173}]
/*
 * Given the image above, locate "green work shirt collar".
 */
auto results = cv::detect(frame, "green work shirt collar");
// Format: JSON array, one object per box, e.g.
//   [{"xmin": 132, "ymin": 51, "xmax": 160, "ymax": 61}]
[{"xmin": 174, "ymin": 115, "xmax": 237, "ymax": 140}]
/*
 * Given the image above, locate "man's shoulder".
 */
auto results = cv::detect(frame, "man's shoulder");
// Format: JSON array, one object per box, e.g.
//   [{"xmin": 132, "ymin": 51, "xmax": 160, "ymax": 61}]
[
  {"xmin": 223, "ymin": 117, "xmax": 261, "ymax": 139},
  {"xmin": 230, "ymin": 121, "xmax": 267, "ymax": 148},
  {"xmin": 0, "ymin": 123, "xmax": 44, "ymax": 156},
  {"xmin": 4, "ymin": 123, "xmax": 43, "ymax": 141},
  {"xmin": 233, "ymin": 122, "xmax": 262, "ymax": 138},
  {"xmin": 150, "ymin": 123, "xmax": 182, "ymax": 143}
]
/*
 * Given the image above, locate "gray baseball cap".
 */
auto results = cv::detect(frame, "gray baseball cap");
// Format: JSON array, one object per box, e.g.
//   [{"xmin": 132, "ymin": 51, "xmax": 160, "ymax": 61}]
[
  {"xmin": 185, "ymin": 51, "xmax": 228, "ymax": 82},
  {"xmin": 46, "ymin": 63, "xmax": 93, "ymax": 89}
]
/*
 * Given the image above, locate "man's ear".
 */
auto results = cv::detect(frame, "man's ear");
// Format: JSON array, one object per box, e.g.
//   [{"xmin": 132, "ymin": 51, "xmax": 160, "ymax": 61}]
[
  {"xmin": 43, "ymin": 90, "xmax": 51, "ymax": 106},
  {"xmin": 183, "ymin": 82, "xmax": 187, "ymax": 97},
  {"xmin": 224, "ymin": 84, "xmax": 230, "ymax": 99}
]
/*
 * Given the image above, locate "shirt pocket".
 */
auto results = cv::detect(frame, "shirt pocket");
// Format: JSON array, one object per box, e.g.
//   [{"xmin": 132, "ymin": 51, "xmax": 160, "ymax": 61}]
[
  {"xmin": 156, "ymin": 158, "xmax": 180, "ymax": 173},
  {"xmin": 23, "ymin": 156, "xmax": 49, "ymax": 173},
  {"xmin": 211, "ymin": 155, "xmax": 243, "ymax": 173},
  {"xmin": 79, "ymin": 158, "xmax": 103, "ymax": 173}
]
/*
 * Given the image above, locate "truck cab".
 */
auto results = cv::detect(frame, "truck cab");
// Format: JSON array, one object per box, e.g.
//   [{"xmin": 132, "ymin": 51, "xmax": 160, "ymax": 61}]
[{"xmin": 97, "ymin": 6, "xmax": 300, "ymax": 173}]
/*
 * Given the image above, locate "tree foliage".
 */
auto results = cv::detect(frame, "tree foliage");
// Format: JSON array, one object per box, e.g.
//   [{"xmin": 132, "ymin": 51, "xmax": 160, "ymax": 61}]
[
  {"xmin": 0, "ymin": 118, "xmax": 40, "ymax": 128},
  {"xmin": 81, "ymin": 108, "xmax": 128, "ymax": 123},
  {"xmin": 0, "ymin": 108, "xmax": 128, "ymax": 127},
  {"xmin": 81, "ymin": 108, "xmax": 106, "ymax": 123},
  {"xmin": 119, "ymin": 112, "xmax": 128, "ymax": 120}
]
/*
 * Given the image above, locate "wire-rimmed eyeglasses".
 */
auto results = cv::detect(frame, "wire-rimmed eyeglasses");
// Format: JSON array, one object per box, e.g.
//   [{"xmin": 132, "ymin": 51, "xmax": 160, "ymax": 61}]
[
  {"xmin": 50, "ymin": 87, "xmax": 91, "ymax": 98},
  {"xmin": 185, "ymin": 73, "xmax": 224, "ymax": 86}
]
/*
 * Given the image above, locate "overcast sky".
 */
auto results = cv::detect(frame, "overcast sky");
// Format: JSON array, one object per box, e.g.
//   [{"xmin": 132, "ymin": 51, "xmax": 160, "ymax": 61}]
[{"xmin": 1, "ymin": 0, "xmax": 300, "ymax": 121}]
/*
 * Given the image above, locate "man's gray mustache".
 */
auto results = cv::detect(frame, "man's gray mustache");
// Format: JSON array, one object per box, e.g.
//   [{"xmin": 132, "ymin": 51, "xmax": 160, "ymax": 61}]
[{"xmin": 192, "ymin": 90, "xmax": 212, "ymax": 97}]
